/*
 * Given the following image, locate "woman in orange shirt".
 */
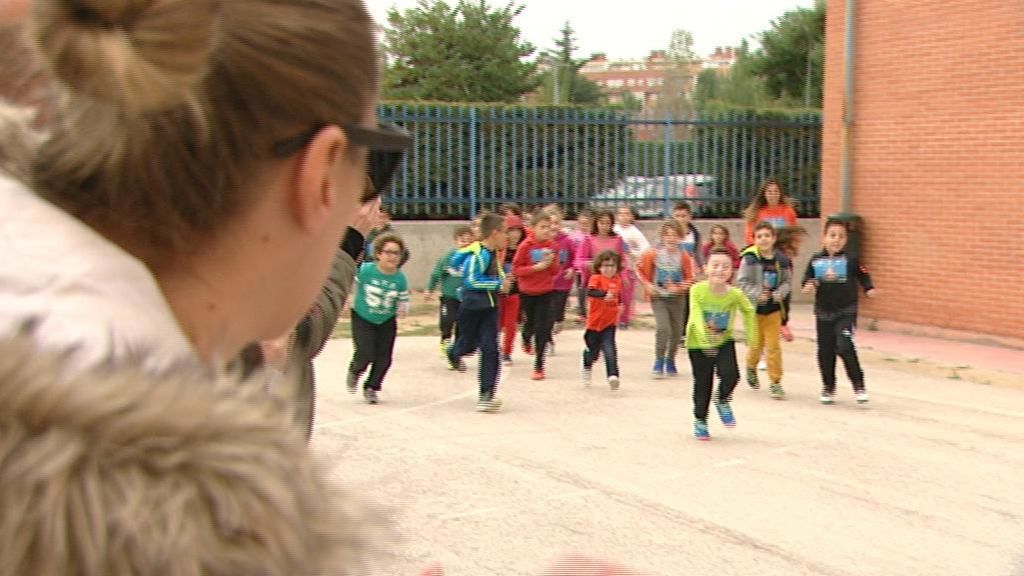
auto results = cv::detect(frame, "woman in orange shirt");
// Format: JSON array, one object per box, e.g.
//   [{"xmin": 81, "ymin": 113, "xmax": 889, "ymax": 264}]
[{"xmin": 743, "ymin": 178, "xmax": 798, "ymax": 246}]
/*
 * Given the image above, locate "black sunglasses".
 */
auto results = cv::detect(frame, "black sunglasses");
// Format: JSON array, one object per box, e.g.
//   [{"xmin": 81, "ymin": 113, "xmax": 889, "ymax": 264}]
[{"xmin": 272, "ymin": 122, "xmax": 413, "ymax": 201}]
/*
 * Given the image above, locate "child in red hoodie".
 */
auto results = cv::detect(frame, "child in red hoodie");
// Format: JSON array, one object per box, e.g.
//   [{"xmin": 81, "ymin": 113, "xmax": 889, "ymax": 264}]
[
  {"xmin": 512, "ymin": 211, "xmax": 561, "ymax": 380},
  {"xmin": 498, "ymin": 214, "xmax": 525, "ymax": 365}
]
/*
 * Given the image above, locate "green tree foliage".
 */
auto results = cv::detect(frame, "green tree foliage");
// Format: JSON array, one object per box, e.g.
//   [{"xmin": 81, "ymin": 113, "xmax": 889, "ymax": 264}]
[
  {"xmin": 382, "ymin": 0, "xmax": 539, "ymax": 103},
  {"xmin": 536, "ymin": 21, "xmax": 603, "ymax": 105},
  {"xmin": 746, "ymin": 0, "xmax": 825, "ymax": 107}
]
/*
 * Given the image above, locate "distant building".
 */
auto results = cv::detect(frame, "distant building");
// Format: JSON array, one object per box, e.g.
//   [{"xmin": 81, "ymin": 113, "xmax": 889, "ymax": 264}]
[
  {"xmin": 703, "ymin": 46, "xmax": 737, "ymax": 71},
  {"xmin": 579, "ymin": 51, "xmax": 702, "ymax": 113}
]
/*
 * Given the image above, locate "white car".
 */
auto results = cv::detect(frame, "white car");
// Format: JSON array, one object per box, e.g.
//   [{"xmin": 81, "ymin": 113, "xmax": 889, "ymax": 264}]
[{"xmin": 590, "ymin": 174, "xmax": 716, "ymax": 217}]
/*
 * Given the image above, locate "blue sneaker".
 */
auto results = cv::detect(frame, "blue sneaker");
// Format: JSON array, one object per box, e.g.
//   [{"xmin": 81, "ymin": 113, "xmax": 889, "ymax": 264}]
[
  {"xmin": 693, "ymin": 419, "xmax": 710, "ymax": 441},
  {"xmin": 664, "ymin": 359, "xmax": 679, "ymax": 377},
  {"xmin": 651, "ymin": 358, "xmax": 666, "ymax": 378},
  {"xmin": 715, "ymin": 401, "xmax": 736, "ymax": 427}
]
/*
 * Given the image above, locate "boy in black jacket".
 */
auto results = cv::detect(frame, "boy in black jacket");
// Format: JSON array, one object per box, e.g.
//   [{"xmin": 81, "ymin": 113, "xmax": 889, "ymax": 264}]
[{"xmin": 802, "ymin": 218, "xmax": 877, "ymax": 404}]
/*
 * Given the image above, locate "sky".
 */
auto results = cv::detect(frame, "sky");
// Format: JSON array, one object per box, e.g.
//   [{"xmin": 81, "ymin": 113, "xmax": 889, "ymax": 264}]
[{"xmin": 365, "ymin": 0, "xmax": 817, "ymax": 61}]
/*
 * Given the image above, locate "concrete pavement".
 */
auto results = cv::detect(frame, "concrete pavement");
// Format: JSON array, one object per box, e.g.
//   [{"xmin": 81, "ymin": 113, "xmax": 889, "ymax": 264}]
[{"xmin": 310, "ymin": 316, "xmax": 1024, "ymax": 576}]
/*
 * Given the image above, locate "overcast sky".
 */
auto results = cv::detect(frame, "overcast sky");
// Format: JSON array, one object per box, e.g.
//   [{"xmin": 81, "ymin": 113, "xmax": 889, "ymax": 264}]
[{"xmin": 365, "ymin": 0, "xmax": 817, "ymax": 60}]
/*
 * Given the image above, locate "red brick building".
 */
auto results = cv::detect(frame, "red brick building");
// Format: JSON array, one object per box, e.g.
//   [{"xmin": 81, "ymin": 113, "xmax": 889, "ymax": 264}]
[
  {"xmin": 579, "ymin": 51, "xmax": 703, "ymax": 112},
  {"xmin": 821, "ymin": 1, "xmax": 1024, "ymax": 340}
]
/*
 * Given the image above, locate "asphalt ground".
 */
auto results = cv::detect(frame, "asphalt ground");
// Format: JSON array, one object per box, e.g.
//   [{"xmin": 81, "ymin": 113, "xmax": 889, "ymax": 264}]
[{"xmin": 310, "ymin": 314, "xmax": 1024, "ymax": 576}]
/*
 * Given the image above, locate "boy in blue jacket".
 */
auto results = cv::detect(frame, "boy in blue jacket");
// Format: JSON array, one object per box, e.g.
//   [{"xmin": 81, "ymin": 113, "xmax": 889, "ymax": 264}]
[{"xmin": 447, "ymin": 213, "xmax": 513, "ymax": 412}]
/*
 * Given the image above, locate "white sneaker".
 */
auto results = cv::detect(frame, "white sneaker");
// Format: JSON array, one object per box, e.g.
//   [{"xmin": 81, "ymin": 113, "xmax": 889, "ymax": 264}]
[
  {"xmin": 582, "ymin": 366, "xmax": 592, "ymax": 387},
  {"xmin": 476, "ymin": 397, "xmax": 502, "ymax": 413},
  {"xmin": 855, "ymin": 390, "xmax": 870, "ymax": 404},
  {"xmin": 820, "ymin": 392, "xmax": 835, "ymax": 405},
  {"xmin": 608, "ymin": 375, "xmax": 620, "ymax": 390}
]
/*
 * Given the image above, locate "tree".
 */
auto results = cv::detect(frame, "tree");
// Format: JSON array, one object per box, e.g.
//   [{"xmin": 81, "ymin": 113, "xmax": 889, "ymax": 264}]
[
  {"xmin": 382, "ymin": 0, "xmax": 539, "ymax": 102},
  {"xmin": 535, "ymin": 21, "xmax": 602, "ymax": 105},
  {"xmin": 746, "ymin": 0, "xmax": 825, "ymax": 108},
  {"xmin": 694, "ymin": 41, "xmax": 774, "ymax": 110},
  {"xmin": 654, "ymin": 29, "xmax": 697, "ymax": 119}
]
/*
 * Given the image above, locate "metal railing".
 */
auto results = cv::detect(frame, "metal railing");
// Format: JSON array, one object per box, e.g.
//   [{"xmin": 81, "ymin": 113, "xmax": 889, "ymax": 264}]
[{"xmin": 379, "ymin": 103, "xmax": 821, "ymax": 219}]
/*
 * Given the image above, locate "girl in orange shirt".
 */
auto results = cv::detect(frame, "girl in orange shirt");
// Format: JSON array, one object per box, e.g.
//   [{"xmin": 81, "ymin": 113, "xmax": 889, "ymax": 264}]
[{"xmin": 743, "ymin": 178, "xmax": 798, "ymax": 246}]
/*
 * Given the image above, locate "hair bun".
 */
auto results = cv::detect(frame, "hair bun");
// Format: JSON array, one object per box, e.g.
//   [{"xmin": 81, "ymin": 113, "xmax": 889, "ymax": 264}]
[{"xmin": 32, "ymin": 0, "xmax": 218, "ymax": 113}]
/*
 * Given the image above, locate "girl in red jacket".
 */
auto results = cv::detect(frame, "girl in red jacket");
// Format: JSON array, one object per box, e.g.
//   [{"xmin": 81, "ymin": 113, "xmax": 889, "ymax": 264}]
[
  {"xmin": 743, "ymin": 178, "xmax": 798, "ymax": 246},
  {"xmin": 701, "ymin": 223, "xmax": 741, "ymax": 272}
]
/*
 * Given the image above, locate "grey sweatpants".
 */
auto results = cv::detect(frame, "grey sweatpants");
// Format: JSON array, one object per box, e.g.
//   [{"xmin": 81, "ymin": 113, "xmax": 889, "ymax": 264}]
[{"xmin": 652, "ymin": 295, "xmax": 686, "ymax": 361}]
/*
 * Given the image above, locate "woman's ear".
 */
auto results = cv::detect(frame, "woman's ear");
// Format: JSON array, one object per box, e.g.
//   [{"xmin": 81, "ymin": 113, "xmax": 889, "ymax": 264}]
[{"xmin": 292, "ymin": 125, "xmax": 348, "ymax": 233}]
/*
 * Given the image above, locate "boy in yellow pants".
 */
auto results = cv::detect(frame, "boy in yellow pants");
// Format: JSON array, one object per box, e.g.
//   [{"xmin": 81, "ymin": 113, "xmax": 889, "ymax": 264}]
[{"xmin": 736, "ymin": 222, "xmax": 792, "ymax": 399}]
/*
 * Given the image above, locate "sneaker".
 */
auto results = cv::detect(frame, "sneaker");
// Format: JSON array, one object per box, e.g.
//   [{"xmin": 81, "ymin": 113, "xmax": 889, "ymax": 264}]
[
  {"xmin": 780, "ymin": 325, "xmax": 794, "ymax": 342},
  {"xmin": 501, "ymin": 354, "xmax": 513, "ymax": 366},
  {"xmin": 664, "ymin": 359, "xmax": 679, "ymax": 377},
  {"xmin": 547, "ymin": 342, "xmax": 556, "ymax": 356},
  {"xmin": 363, "ymin": 388, "xmax": 379, "ymax": 405},
  {"xmin": 476, "ymin": 397, "xmax": 502, "ymax": 413},
  {"xmin": 531, "ymin": 370, "xmax": 545, "ymax": 381},
  {"xmin": 651, "ymin": 358, "xmax": 666, "ymax": 379},
  {"xmin": 608, "ymin": 375, "xmax": 620, "ymax": 390},
  {"xmin": 553, "ymin": 321, "xmax": 564, "ymax": 335},
  {"xmin": 581, "ymin": 351, "xmax": 592, "ymax": 387},
  {"xmin": 855, "ymin": 389, "xmax": 870, "ymax": 404},
  {"xmin": 746, "ymin": 368, "xmax": 760, "ymax": 390},
  {"xmin": 446, "ymin": 352, "xmax": 467, "ymax": 372},
  {"xmin": 693, "ymin": 419, "xmax": 711, "ymax": 441},
  {"xmin": 769, "ymin": 382, "xmax": 785, "ymax": 400},
  {"xmin": 346, "ymin": 371, "xmax": 358, "ymax": 394},
  {"xmin": 820, "ymin": 391, "xmax": 836, "ymax": 405},
  {"xmin": 439, "ymin": 339, "xmax": 450, "ymax": 357},
  {"xmin": 714, "ymin": 401, "xmax": 736, "ymax": 427},
  {"xmin": 523, "ymin": 341, "xmax": 534, "ymax": 355}
]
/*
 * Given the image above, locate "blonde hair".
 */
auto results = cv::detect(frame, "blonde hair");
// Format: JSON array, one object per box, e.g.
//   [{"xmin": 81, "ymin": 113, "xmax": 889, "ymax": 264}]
[
  {"xmin": 29, "ymin": 0, "xmax": 377, "ymax": 266},
  {"xmin": 0, "ymin": 333, "xmax": 382, "ymax": 576}
]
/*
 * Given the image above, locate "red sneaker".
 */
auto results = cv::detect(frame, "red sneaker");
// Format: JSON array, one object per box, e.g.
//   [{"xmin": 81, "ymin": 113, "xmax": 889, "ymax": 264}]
[
  {"xmin": 780, "ymin": 325, "xmax": 794, "ymax": 342},
  {"xmin": 523, "ymin": 342, "xmax": 534, "ymax": 355},
  {"xmin": 531, "ymin": 370, "xmax": 545, "ymax": 381}
]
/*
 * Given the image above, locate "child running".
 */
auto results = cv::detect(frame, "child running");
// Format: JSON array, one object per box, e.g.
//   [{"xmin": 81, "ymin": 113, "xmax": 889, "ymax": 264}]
[
  {"xmin": 581, "ymin": 250, "xmax": 623, "ymax": 390},
  {"xmin": 638, "ymin": 220, "xmax": 695, "ymax": 378},
  {"xmin": 701, "ymin": 223, "xmax": 741, "ymax": 271},
  {"xmin": 447, "ymin": 213, "xmax": 513, "ymax": 412},
  {"xmin": 736, "ymin": 222, "xmax": 791, "ymax": 399},
  {"xmin": 802, "ymin": 218, "xmax": 877, "ymax": 405},
  {"xmin": 569, "ymin": 208, "xmax": 595, "ymax": 321},
  {"xmin": 545, "ymin": 204, "xmax": 577, "ymax": 346},
  {"xmin": 775, "ymin": 225, "xmax": 808, "ymax": 341},
  {"xmin": 513, "ymin": 211, "xmax": 561, "ymax": 380},
  {"xmin": 347, "ymin": 234, "xmax": 411, "ymax": 405},
  {"xmin": 685, "ymin": 248, "xmax": 757, "ymax": 441},
  {"xmin": 499, "ymin": 214, "xmax": 525, "ymax": 365},
  {"xmin": 426, "ymin": 224, "xmax": 474, "ymax": 355},
  {"xmin": 743, "ymin": 178, "xmax": 798, "ymax": 246}
]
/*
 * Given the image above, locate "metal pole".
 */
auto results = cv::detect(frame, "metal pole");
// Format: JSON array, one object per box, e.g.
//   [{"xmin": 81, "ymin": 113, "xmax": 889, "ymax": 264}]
[{"xmin": 840, "ymin": 0, "xmax": 856, "ymax": 213}]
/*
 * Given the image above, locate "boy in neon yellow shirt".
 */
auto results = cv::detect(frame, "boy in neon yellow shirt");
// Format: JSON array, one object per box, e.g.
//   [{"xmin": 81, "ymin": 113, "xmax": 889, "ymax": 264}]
[{"xmin": 685, "ymin": 248, "xmax": 758, "ymax": 440}]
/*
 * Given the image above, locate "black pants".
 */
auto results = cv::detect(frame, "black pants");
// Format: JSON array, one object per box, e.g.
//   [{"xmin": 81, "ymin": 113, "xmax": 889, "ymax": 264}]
[
  {"xmin": 550, "ymin": 289, "xmax": 571, "ymax": 324},
  {"xmin": 681, "ymin": 288, "xmax": 691, "ymax": 336},
  {"xmin": 781, "ymin": 293, "xmax": 792, "ymax": 326},
  {"xmin": 451, "ymin": 306, "xmax": 500, "ymax": 399},
  {"xmin": 439, "ymin": 295, "xmax": 460, "ymax": 341},
  {"xmin": 349, "ymin": 312, "xmax": 397, "ymax": 392},
  {"xmin": 520, "ymin": 292, "xmax": 554, "ymax": 371},
  {"xmin": 816, "ymin": 314, "xmax": 865, "ymax": 392},
  {"xmin": 688, "ymin": 340, "xmax": 739, "ymax": 421},
  {"xmin": 583, "ymin": 326, "xmax": 619, "ymax": 377}
]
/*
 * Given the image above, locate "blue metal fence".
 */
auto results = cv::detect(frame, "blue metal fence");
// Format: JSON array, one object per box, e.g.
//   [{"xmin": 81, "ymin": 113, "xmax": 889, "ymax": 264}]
[{"xmin": 378, "ymin": 104, "xmax": 821, "ymax": 219}]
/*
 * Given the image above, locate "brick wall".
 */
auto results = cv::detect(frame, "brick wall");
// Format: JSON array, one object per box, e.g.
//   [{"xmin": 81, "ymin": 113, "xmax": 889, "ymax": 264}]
[{"xmin": 822, "ymin": 0, "xmax": 1024, "ymax": 339}]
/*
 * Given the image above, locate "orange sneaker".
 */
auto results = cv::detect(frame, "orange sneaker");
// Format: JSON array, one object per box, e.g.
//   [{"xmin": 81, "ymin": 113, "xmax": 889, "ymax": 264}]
[
  {"xmin": 780, "ymin": 325, "xmax": 794, "ymax": 342},
  {"xmin": 531, "ymin": 370, "xmax": 545, "ymax": 381}
]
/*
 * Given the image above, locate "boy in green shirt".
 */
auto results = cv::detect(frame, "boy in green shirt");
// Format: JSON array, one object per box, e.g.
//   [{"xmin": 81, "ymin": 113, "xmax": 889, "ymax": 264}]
[
  {"xmin": 347, "ymin": 234, "xmax": 410, "ymax": 404},
  {"xmin": 425, "ymin": 225, "xmax": 474, "ymax": 355},
  {"xmin": 686, "ymin": 248, "xmax": 758, "ymax": 440}
]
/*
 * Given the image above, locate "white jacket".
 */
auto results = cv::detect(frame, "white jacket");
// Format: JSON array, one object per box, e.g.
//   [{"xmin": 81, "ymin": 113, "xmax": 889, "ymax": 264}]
[
  {"xmin": 0, "ymin": 174, "xmax": 194, "ymax": 371},
  {"xmin": 613, "ymin": 223, "xmax": 650, "ymax": 270}
]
